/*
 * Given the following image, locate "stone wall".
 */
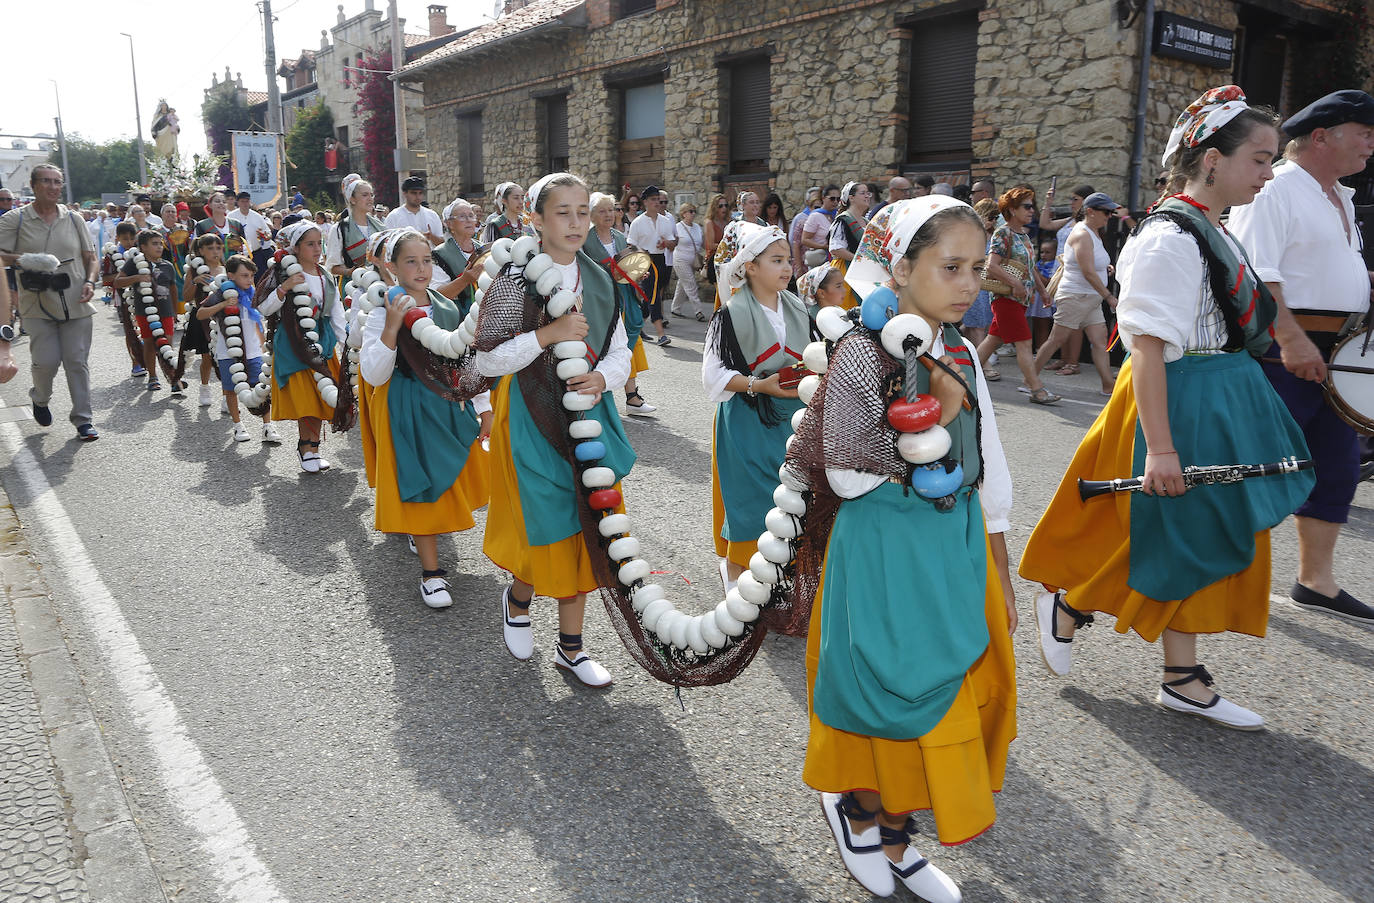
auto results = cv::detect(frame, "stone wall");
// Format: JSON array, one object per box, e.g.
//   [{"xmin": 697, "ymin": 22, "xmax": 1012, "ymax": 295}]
[{"xmin": 411, "ymin": 0, "xmax": 1368, "ymax": 214}]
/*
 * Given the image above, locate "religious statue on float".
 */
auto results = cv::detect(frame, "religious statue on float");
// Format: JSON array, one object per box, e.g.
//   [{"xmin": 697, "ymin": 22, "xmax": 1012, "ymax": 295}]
[{"xmin": 152, "ymin": 101, "xmax": 180, "ymax": 161}]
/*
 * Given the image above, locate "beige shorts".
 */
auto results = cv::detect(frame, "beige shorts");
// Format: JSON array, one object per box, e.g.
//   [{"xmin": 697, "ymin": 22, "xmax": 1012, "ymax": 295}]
[{"xmin": 1053, "ymin": 291, "xmax": 1106, "ymax": 329}]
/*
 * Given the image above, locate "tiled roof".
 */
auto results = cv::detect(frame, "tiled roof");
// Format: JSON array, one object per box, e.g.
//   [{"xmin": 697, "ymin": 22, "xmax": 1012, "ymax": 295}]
[{"xmin": 398, "ymin": 0, "xmax": 585, "ymax": 78}]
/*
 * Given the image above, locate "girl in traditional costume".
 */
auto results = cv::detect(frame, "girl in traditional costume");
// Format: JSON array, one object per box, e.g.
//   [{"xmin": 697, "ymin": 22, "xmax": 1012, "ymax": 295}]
[
  {"xmin": 704, "ymin": 222, "xmax": 811, "ymax": 590},
  {"xmin": 1019, "ymin": 87, "xmax": 1315, "ymax": 730},
  {"xmin": 586, "ymin": 191, "xmax": 656, "ymax": 416},
  {"xmin": 475, "ymin": 173, "xmax": 635, "ymax": 688},
  {"xmin": 327, "ymin": 174, "xmax": 384, "ymax": 292},
  {"xmin": 258, "ymin": 222, "xmax": 347, "ymax": 473},
  {"xmin": 482, "ymin": 182, "xmax": 534, "ymax": 244},
  {"xmin": 790, "ymin": 197, "xmax": 1015, "ymax": 901},
  {"xmin": 101, "ymin": 222, "xmax": 146, "ymax": 378},
  {"xmin": 796, "ymin": 262, "xmax": 846, "ymax": 311},
  {"xmin": 197, "ymin": 254, "xmax": 279, "ymax": 444},
  {"xmin": 360, "ymin": 229, "xmax": 492, "ymax": 609},
  {"xmin": 827, "ymin": 181, "xmax": 872, "ymax": 310},
  {"xmin": 177, "ymin": 233, "xmax": 226, "ymax": 409}
]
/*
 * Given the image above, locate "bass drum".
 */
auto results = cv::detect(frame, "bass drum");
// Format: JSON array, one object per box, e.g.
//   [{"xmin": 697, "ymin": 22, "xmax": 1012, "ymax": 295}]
[{"xmin": 1326, "ymin": 325, "xmax": 1374, "ymax": 436}]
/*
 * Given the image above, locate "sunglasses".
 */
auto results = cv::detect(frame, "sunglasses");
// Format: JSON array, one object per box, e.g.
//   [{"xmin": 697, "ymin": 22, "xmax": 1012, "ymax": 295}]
[
  {"xmin": 825, "ymin": 196, "xmax": 840, "ymax": 202},
  {"xmin": 1021, "ymin": 203, "xmax": 1035, "ymax": 209}
]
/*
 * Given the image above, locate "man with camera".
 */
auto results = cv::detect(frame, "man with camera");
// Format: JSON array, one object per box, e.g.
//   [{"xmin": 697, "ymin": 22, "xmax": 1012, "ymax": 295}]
[{"xmin": 0, "ymin": 164, "xmax": 100, "ymax": 441}]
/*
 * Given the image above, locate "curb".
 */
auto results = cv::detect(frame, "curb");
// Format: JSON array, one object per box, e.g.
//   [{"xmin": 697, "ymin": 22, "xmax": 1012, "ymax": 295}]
[{"xmin": 0, "ymin": 490, "xmax": 168, "ymax": 903}]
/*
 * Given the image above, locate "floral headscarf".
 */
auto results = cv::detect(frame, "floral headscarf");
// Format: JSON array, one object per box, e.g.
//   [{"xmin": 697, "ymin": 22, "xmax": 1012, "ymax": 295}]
[
  {"xmin": 796, "ymin": 264, "xmax": 836, "ymax": 306},
  {"xmin": 844, "ymin": 196, "xmax": 970, "ymax": 300},
  {"xmin": 1162, "ymin": 85, "xmax": 1249, "ymax": 167},
  {"xmin": 715, "ymin": 222, "xmax": 788, "ymax": 304}
]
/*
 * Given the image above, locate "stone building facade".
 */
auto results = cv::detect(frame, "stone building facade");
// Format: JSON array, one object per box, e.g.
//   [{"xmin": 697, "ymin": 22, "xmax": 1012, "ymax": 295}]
[{"xmin": 402, "ymin": 0, "xmax": 1369, "ymax": 214}]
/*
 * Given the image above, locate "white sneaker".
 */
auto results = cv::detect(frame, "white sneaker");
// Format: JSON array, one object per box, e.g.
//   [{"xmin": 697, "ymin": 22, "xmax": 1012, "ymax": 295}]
[
  {"xmin": 1156, "ymin": 666, "xmax": 1263, "ymax": 730},
  {"xmin": 420, "ymin": 574, "xmax": 453, "ymax": 609},
  {"xmin": 232, "ymin": 423, "xmax": 250, "ymax": 442},
  {"xmin": 1034, "ymin": 590, "xmax": 1084, "ymax": 676},
  {"xmin": 261, "ymin": 424, "xmax": 282, "ymax": 444},
  {"xmin": 199, "ymin": 384, "xmax": 215, "ymax": 406},
  {"xmin": 554, "ymin": 646, "xmax": 613, "ymax": 687},
  {"xmin": 501, "ymin": 586, "xmax": 533, "ymax": 660},
  {"xmin": 407, "ymin": 535, "xmax": 417, "ymax": 554},
  {"xmin": 820, "ymin": 793, "xmax": 893, "ymax": 897},
  {"xmin": 889, "ymin": 847, "xmax": 961, "ymax": 903}
]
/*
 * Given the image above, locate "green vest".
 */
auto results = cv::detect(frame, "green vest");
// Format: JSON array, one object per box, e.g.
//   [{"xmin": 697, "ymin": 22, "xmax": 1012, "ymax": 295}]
[{"xmin": 910, "ymin": 324, "xmax": 981, "ymax": 487}]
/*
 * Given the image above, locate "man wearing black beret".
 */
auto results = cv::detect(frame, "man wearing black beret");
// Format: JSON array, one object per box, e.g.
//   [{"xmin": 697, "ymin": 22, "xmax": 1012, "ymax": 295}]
[{"xmin": 1229, "ymin": 90, "xmax": 1374, "ymax": 623}]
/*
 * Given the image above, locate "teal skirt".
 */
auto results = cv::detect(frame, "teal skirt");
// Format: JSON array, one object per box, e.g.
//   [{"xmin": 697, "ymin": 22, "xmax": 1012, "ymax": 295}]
[
  {"xmin": 813, "ymin": 483, "xmax": 990, "ymax": 741},
  {"xmin": 715, "ymin": 393, "xmax": 805, "ymax": 543},
  {"xmin": 1128, "ymin": 352, "xmax": 1314, "ymax": 601}
]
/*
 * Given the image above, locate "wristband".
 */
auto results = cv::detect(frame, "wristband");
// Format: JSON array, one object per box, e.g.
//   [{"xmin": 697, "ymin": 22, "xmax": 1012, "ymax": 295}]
[
  {"xmin": 746, "ymin": 375, "xmax": 756, "ymax": 397},
  {"xmin": 1145, "ymin": 450, "xmax": 1177, "ymax": 456}
]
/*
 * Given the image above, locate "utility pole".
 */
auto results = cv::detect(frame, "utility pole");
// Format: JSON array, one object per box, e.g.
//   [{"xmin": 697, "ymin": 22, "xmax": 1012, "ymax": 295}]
[
  {"xmin": 389, "ymin": 0, "xmax": 408, "ymax": 201},
  {"xmin": 263, "ymin": 0, "xmax": 283, "ymax": 134},
  {"xmin": 119, "ymin": 32, "xmax": 147, "ymax": 186},
  {"xmin": 50, "ymin": 81, "xmax": 73, "ymax": 206}
]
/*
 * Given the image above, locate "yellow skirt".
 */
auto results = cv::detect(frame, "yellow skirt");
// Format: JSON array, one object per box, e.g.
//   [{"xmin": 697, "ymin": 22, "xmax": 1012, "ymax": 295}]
[
  {"xmin": 482, "ymin": 376, "xmax": 625, "ymax": 599},
  {"xmin": 370, "ymin": 380, "xmax": 490, "ymax": 535},
  {"xmin": 710, "ymin": 421, "xmax": 756, "ymax": 569},
  {"xmin": 356, "ymin": 376, "xmax": 378, "ymax": 488},
  {"xmin": 803, "ymin": 535, "xmax": 1017, "ymax": 845},
  {"xmin": 629, "ymin": 339, "xmax": 650, "ymax": 378},
  {"xmin": 1018, "ymin": 358, "xmax": 1271, "ymax": 642},
  {"xmin": 271, "ymin": 358, "xmax": 340, "ymax": 422},
  {"xmin": 830, "ymin": 258, "xmax": 859, "ymax": 311}
]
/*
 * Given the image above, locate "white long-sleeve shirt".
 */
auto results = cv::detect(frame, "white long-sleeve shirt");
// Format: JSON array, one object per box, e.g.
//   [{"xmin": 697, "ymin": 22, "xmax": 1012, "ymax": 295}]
[
  {"xmin": 257, "ymin": 271, "xmax": 346, "ymax": 354},
  {"xmin": 359, "ymin": 305, "xmax": 490, "ymax": 415},
  {"xmin": 824, "ymin": 332, "xmax": 1012, "ymax": 534},
  {"xmin": 701, "ymin": 303, "xmax": 788, "ymax": 402},
  {"xmin": 475, "ymin": 262, "xmax": 631, "ymax": 391}
]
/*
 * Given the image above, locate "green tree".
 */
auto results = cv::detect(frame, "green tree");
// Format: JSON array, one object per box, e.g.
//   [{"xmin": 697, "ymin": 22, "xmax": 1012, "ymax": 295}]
[
  {"xmin": 48, "ymin": 135, "xmax": 140, "ymax": 202},
  {"xmin": 284, "ymin": 101, "xmax": 336, "ymax": 204}
]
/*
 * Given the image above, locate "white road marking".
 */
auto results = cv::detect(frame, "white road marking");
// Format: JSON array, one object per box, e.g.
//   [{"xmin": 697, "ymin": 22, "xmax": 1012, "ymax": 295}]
[{"xmin": 0, "ymin": 412, "xmax": 288, "ymax": 903}]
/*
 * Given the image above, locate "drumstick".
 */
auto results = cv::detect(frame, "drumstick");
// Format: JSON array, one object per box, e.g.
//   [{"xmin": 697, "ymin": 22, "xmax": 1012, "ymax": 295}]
[
  {"xmin": 1260, "ymin": 357, "xmax": 1374, "ymax": 376},
  {"xmin": 916, "ymin": 354, "xmax": 973, "ymax": 411}
]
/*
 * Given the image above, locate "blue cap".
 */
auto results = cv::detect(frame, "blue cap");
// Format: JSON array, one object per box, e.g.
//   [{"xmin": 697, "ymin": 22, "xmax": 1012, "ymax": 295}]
[
  {"xmin": 1082, "ymin": 192, "xmax": 1120, "ymax": 212},
  {"xmin": 1283, "ymin": 90, "xmax": 1374, "ymax": 137}
]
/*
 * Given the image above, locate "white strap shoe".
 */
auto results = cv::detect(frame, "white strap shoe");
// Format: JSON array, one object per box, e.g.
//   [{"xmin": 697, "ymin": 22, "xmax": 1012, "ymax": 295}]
[
  {"xmin": 820, "ymin": 793, "xmax": 894, "ymax": 897},
  {"xmin": 420, "ymin": 574, "xmax": 452, "ymax": 609},
  {"xmin": 881, "ymin": 817, "xmax": 961, "ymax": 902},
  {"xmin": 1155, "ymin": 664, "xmax": 1263, "ymax": 731},
  {"xmin": 501, "ymin": 587, "xmax": 533, "ymax": 660},
  {"xmin": 1033, "ymin": 590, "xmax": 1091, "ymax": 676},
  {"xmin": 554, "ymin": 646, "xmax": 613, "ymax": 687}
]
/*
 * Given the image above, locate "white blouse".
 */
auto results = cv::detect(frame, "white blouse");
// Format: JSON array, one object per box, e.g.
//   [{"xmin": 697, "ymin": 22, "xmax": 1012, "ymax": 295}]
[
  {"xmin": 358, "ymin": 305, "xmax": 490, "ymax": 415},
  {"xmin": 257, "ymin": 270, "xmax": 346, "ymax": 353},
  {"xmin": 823, "ymin": 332, "xmax": 1012, "ymax": 535},
  {"xmin": 701, "ymin": 302, "xmax": 788, "ymax": 403},
  {"xmin": 475, "ymin": 261, "xmax": 631, "ymax": 391},
  {"xmin": 1116, "ymin": 218, "xmax": 1232, "ymax": 362}
]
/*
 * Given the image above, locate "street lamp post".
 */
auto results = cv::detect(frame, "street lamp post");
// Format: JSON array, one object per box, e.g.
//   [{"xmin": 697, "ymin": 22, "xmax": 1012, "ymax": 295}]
[
  {"xmin": 50, "ymin": 81, "xmax": 73, "ymax": 206},
  {"xmin": 119, "ymin": 32, "xmax": 148, "ymax": 187}
]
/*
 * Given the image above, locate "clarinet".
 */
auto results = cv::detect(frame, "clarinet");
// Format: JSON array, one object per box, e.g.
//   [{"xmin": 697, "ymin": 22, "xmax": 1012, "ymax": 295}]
[{"xmin": 1078, "ymin": 457, "xmax": 1313, "ymax": 501}]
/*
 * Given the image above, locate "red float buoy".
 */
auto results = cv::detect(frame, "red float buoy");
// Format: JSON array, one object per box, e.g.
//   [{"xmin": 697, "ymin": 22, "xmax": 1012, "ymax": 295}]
[
  {"xmin": 887, "ymin": 395, "xmax": 941, "ymax": 433},
  {"xmin": 589, "ymin": 488, "xmax": 622, "ymax": 510}
]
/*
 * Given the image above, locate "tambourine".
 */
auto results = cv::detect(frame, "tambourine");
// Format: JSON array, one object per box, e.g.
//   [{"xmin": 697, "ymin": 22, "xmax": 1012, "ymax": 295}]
[
  {"xmin": 166, "ymin": 228, "xmax": 190, "ymax": 248},
  {"xmin": 615, "ymin": 250, "xmax": 653, "ymax": 284},
  {"xmin": 225, "ymin": 233, "xmax": 246, "ymax": 253}
]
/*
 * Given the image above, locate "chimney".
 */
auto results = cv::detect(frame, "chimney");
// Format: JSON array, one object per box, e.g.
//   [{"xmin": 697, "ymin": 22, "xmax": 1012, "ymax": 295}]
[{"xmin": 428, "ymin": 4, "xmax": 453, "ymax": 36}]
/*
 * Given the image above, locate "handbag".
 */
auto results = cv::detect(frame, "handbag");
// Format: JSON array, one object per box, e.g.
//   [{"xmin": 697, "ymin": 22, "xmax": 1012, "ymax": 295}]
[
  {"xmin": 1044, "ymin": 257, "xmax": 1065, "ymax": 303},
  {"xmin": 980, "ymin": 257, "xmax": 1028, "ymax": 302}
]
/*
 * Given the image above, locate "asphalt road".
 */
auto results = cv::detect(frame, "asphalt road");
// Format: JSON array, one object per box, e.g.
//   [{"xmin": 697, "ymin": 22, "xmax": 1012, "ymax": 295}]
[{"xmin": 1, "ymin": 305, "xmax": 1371, "ymax": 903}]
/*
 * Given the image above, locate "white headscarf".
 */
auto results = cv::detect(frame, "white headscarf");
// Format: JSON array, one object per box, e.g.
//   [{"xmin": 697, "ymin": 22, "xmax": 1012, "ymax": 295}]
[
  {"xmin": 279, "ymin": 221, "xmax": 322, "ymax": 252},
  {"xmin": 366, "ymin": 229, "xmax": 391, "ymax": 261},
  {"xmin": 525, "ymin": 172, "xmax": 568, "ymax": 219},
  {"xmin": 839, "ymin": 181, "xmax": 859, "ymax": 206},
  {"xmin": 341, "ymin": 173, "xmax": 366, "ymax": 204},
  {"xmin": 844, "ymin": 196, "xmax": 971, "ymax": 300},
  {"xmin": 493, "ymin": 181, "xmax": 518, "ymax": 207},
  {"xmin": 383, "ymin": 228, "xmax": 427, "ymax": 264},
  {"xmin": 441, "ymin": 198, "xmax": 472, "ymax": 223},
  {"xmin": 716, "ymin": 222, "xmax": 788, "ymax": 304}
]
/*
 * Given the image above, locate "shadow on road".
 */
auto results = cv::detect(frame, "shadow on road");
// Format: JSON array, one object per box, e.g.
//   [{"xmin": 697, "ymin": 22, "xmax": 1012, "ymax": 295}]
[
  {"xmin": 1061, "ymin": 686, "xmax": 1374, "ymax": 900},
  {"xmin": 358, "ymin": 554, "xmax": 814, "ymax": 901}
]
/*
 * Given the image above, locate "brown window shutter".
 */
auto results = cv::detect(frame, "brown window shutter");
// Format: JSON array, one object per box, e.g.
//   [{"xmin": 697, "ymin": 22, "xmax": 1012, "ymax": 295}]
[
  {"xmin": 907, "ymin": 12, "xmax": 978, "ymax": 164},
  {"xmin": 729, "ymin": 58, "xmax": 771, "ymax": 173}
]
